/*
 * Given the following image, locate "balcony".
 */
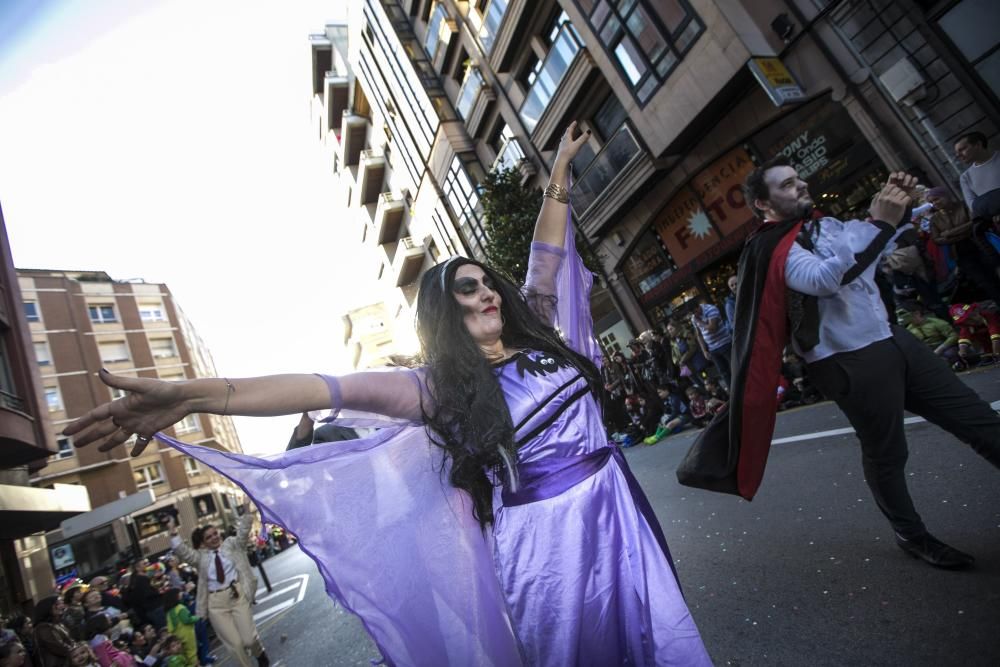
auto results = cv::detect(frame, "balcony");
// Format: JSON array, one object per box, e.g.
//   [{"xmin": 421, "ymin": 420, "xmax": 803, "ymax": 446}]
[
  {"xmin": 456, "ymin": 67, "xmax": 495, "ymax": 137},
  {"xmin": 340, "ymin": 112, "xmax": 368, "ymax": 167},
  {"xmin": 519, "ymin": 25, "xmax": 595, "ymax": 148},
  {"xmin": 476, "ymin": 0, "xmax": 509, "ymax": 53},
  {"xmin": 491, "ymin": 136, "xmax": 536, "ymax": 185},
  {"xmin": 487, "ymin": 0, "xmax": 526, "ymax": 71},
  {"xmin": 358, "ymin": 149, "xmax": 386, "ymax": 205},
  {"xmin": 374, "ymin": 192, "xmax": 406, "ymax": 245},
  {"xmin": 390, "ymin": 236, "xmax": 425, "ymax": 286},
  {"xmin": 324, "ymin": 72, "xmax": 350, "ymax": 131},
  {"xmin": 572, "ymin": 123, "xmax": 656, "ymax": 237},
  {"xmin": 424, "ymin": 4, "xmax": 457, "ymax": 72}
]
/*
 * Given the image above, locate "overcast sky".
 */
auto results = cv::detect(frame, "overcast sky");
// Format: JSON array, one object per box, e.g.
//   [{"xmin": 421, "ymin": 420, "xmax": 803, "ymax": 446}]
[{"xmin": 0, "ymin": 0, "xmax": 373, "ymax": 455}]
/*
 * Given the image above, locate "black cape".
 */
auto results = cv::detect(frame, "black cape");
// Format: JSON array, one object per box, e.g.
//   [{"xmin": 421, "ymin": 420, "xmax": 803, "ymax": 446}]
[{"xmin": 676, "ymin": 219, "xmax": 803, "ymax": 499}]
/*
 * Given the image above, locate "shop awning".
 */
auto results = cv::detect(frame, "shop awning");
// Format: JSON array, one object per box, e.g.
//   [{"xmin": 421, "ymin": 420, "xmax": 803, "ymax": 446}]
[{"xmin": 0, "ymin": 483, "xmax": 91, "ymax": 539}]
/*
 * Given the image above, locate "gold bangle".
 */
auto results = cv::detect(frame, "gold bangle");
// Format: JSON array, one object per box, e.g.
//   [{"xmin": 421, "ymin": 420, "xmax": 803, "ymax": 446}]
[{"xmin": 543, "ymin": 183, "xmax": 570, "ymax": 204}]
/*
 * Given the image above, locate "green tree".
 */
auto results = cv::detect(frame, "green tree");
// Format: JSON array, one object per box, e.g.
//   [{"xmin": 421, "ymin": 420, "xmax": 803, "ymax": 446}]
[{"xmin": 481, "ymin": 167, "xmax": 601, "ymax": 284}]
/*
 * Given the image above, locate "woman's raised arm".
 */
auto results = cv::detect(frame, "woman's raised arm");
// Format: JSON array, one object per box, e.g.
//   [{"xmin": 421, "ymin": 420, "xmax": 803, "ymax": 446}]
[{"xmin": 531, "ymin": 121, "xmax": 590, "ymax": 248}]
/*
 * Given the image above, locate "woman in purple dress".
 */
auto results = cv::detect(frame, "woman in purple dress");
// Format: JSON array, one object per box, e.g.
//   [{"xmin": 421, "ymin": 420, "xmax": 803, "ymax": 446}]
[{"xmin": 65, "ymin": 124, "xmax": 710, "ymax": 666}]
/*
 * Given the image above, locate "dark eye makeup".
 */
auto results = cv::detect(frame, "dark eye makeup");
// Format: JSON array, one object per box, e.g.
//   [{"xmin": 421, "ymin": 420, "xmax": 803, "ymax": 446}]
[{"xmin": 453, "ymin": 275, "xmax": 496, "ymax": 294}]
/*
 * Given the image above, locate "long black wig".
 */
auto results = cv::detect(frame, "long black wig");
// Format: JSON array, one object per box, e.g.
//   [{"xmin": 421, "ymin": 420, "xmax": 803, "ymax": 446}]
[{"xmin": 416, "ymin": 257, "xmax": 604, "ymax": 529}]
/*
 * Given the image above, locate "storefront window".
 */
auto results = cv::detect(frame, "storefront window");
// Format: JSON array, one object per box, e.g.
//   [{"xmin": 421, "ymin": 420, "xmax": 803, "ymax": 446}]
[
  {"xmin": 195, "ymin": 494, "xmax": 218, "ymax": 519},
  {"xmin": 749, "ymin": 98, "xmax": 886, "ymax": 219},
  {"xmin": 133, "ymin": 507, "xmax": 175, "ymax": 540},
  {"xmin": 619, "ymin": 95, "xmax": 887, "ymax": 321},
  {"xmin": 621, "ymin": 231, "xmax": 675, "ymax": 307}
]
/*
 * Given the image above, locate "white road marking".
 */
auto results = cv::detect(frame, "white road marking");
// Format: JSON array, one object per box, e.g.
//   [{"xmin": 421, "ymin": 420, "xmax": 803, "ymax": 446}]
[
  {"xmin": 254, "ymin": 574, "xmax": 309, "ymax": 600},
  {"xmin": 255, "ymin": 583, "xmax": 301, "ymax": 603},
  {"xmin": 249, "ymin": 574, "xmax": 309, "ymax": 625},
  {"xmin": 253, "ymin": 597, "xmax": 296, "ymax": 623},
  {"xmin": 771, "ymin": 400, "xmax": 1000, "ymax": 445}
]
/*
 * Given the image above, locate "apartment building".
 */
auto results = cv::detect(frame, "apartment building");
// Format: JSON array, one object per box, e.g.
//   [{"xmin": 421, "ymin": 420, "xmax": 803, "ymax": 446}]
[
  {"xmin": 344, "ymin": 0, "xmax": 996, "ymax": 338},
  {"xmin": 0, "ymin": 206, "xmax": 90, "ymax": 616},
  {"xmin": 17, "ymin": 269, "xmax": 244, "ymax": 593}
]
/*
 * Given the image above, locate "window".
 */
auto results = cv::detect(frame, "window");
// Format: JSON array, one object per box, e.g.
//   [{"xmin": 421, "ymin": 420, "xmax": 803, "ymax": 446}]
[
  {"xmin": 149, "ymin": 337, "xmax": 177, "ymax": 359},
  {"xmin": 478, "ymin": 0, "xmax": 509, "ymax": 52},
  {"xmin": 519, "ymin": 24, "xmax": 583, "ymax": 132},
  {"xmin": 98, "ymin": 341, "xmax": 130, "ymax": 364},
  {"xmin": 88, "ymin": 305, "xmax": 117, "ymax": 324},
  {"xmin": 443, "ymin": 156, "xmax": 488, "ymax": 260},
  {"xmin": 24, "ymin": 302, "xmax": 40, "ymax": 322},
  {"xmin": 133, "ymin": 464, "xmax": 164, "ymax": 490},
  {"xmin": 424, "ymin": 3, "xmax": 448, "ymax": 61},
  {"xmin": 574, "ymin": 0, "xmax": 702, "ymax": 105},
  {"xmin": 456, "ymin": 67, "xmax": 484, "ymax": 119},
  {"xmin": 110, "ymin": 386, "xmax": 127, "ymax": 400},
  {"xmin": 491, "ymin": 124, "xmax": 526, "ymax": 172},
  {"xmin": 45, "ymin": 387, "xmax": 63, "ymax": 412},
  {"xmin": 55, "ymin": 436, "xmax": 74, "ymax": 459},
  {"xmin": 33, "ymin": 341, "xmax": 52, "ymax": 366},
  {"xmin": 175, "ymin": 414, "xmax": 201, "ymax": 435},
  {"xmin": 138, "ymin": 304, "xmax": 167, "ymax": 322},
  {"xmin": 183, "ymin": 457, "xmax": 200, "ymax": 476},
  {"xmin": 571, "ymin": 124, "xmax": 642, "ymax": 213},
  {"xmin": 938, "ymin": 0, "xmax": 1000, "ymax": 100}
]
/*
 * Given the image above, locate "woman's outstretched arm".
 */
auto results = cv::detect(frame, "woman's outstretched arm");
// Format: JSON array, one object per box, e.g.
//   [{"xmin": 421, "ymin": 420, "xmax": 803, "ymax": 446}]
[{"xmin": 63, "ymin": 368, "xmax": 426, "ymax": 456}]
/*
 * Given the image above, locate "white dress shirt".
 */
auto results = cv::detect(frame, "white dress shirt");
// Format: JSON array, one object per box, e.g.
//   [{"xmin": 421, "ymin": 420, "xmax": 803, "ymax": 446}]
[
  {"xmin": 170, "ymin": 536, "xmax": 238, "ymax": 592},
  {"xmin": 784, "ymin": 216, "xmax": 906, "ymax": 363}
]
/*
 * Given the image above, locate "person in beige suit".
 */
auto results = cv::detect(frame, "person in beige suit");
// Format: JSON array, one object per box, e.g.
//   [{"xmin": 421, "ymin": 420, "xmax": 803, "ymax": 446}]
[{"xmin": 168, "ymin": 504, "xmax": 270, "ymax": 667}]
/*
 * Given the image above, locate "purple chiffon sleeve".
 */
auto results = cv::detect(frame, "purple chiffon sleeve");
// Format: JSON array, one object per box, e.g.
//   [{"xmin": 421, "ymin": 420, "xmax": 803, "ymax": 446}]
[
  {"xmin": 523, "ymin": 212, "xmax": 602, "ymax": 368},
  {"xmin": 315, "ymin": 368, "xmax": 429, "ymax": 424},
  {"xmin": 154, "ymin": 375, "xmax": 522, "ymax": 666}
]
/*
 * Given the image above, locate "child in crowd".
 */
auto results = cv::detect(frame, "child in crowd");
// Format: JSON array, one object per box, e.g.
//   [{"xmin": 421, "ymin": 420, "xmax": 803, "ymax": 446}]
[
  {"xmin": 161, "ymin": 635, "xmax": 191, "ymax": 667},
  {"xmin": 85, "ymin": 614, "xmax": 134, "ymax": 667},
  {"xmin": 69, "ymin": 642, "xmax": 101, "ymax": 667},
  {"xmin": 950, "ymin": 302, "xmax": 1000, "ymax": 364},
  {"xmin": 163, "ymin": 590, "xmax": 198, "ymax": 667},
  {"xmin": 646, "ymin": 383, "xmax": 691, "ymax": 444},
  {"xmin": 703, "ymin": 377, "xmax": 729, "ymax": 403},
  {"xmin": 685, "ymin": 386, "xmax": 725, "ymax": 427}
]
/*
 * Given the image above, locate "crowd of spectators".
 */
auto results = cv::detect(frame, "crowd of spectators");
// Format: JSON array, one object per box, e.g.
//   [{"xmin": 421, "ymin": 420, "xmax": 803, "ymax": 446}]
[{"xmin": 0, "ymin": 521, "xmax": 295, "ymax": 667}]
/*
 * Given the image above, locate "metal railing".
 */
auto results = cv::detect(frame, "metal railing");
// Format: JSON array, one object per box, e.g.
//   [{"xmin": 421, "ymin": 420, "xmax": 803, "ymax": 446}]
[{"xmin": 571, "ymin": 123, "xmax": 642, "ymax": 214}]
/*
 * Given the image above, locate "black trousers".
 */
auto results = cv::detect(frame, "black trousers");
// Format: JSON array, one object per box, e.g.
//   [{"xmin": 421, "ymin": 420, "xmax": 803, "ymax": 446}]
[{"xmin": 807, "ymin": 326, "xmax": 1000, "ymax": 538}]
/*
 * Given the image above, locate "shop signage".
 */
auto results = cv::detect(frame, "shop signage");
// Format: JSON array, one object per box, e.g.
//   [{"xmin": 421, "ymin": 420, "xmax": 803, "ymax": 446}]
[
  {"xmin": 643, "ymin": 223, "xmax": 756, "ymax": 304},
  {"xmin": 653, "ymin": 188, "xmax": 721, "ymax": 268},
  {"xmin": 690, "ymin": 147, "xmax": 756, "ymax": 236},
  {"xmin": 748, "ymin": 57, "xmax": 805, "ymax": 107},
  {"xmin": 51, "ymin": 543, "xmax": 76, "ymax": 570}
]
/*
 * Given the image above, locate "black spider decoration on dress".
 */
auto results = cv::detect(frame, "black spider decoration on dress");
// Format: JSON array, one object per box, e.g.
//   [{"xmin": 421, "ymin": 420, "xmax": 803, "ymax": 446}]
[{"xmin": 513, "ymin": 351, "xmax": 573, "ymax": 378}]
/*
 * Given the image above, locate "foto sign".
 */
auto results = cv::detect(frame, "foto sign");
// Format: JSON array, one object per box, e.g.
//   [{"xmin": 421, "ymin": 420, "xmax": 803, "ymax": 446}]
[{"xmin": 748, "ymin": 57, "xmax": 805, "ymax": 107}]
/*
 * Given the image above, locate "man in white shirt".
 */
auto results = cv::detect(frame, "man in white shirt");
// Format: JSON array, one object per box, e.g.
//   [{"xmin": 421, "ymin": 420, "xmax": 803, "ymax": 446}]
[
  {"xmin": 169, "ymin": 505, "xmax": 270, "ymax": 667},
  {"xmin": 955, "ymin": 131, "xmax": 1000, "ymax": 211},
  {"xmin": 741, "ymin": 157, "xmax": 1000, "ymax": 569}
]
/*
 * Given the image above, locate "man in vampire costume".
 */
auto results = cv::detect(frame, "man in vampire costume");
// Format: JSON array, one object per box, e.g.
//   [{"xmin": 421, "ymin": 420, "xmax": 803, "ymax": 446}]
[{"xmin": 678, "ymin": 156, "xmax": 1000, "ymax": 570}]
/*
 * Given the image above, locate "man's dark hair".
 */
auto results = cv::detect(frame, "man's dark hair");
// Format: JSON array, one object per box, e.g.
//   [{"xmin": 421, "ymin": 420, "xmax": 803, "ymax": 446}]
[
  {"xmin": 190, "ymin": 526, "xmax": 206, "ymax": 549},
  {"xmin": 744, "ymin": 155, "xmax": 793, "ymax": 218},
  {"xmin": 956, "ymin": 131, "xmax": 987, "ymax": 149}
]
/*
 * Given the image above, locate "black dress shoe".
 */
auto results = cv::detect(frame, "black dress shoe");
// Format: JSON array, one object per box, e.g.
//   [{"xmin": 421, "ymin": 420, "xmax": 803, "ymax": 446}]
[
  {"xmin": 895, "ymin": 533, "xmax": 975, "ymax": 570},
  {"xmin": 256, "ymin": 651, "xmax": 270, "ymax": 667}
]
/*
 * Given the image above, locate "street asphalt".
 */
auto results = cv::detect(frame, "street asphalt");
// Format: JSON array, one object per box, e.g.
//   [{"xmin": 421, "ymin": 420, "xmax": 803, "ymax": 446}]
[{"xmin": 221, "ymin": 366, "xmax": 1000, "ymax": 666}]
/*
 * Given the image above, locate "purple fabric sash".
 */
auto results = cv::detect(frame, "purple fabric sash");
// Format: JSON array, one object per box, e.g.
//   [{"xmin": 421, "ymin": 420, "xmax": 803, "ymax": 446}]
[{"xmin": 501, "ymin": 446, "xmax": 681, "ymax": 588}]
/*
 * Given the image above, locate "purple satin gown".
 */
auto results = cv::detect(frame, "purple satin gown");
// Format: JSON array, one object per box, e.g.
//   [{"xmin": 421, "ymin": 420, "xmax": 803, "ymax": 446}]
[{"xmin": 159, "ymin": 221, "xmax": 711, "ymax": 666}]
